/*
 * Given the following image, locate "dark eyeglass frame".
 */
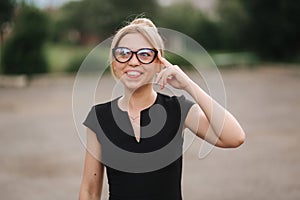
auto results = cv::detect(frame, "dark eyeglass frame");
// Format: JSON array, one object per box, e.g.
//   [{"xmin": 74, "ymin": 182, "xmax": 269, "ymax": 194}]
[{"xmin": 112, "ymin": 47, "xmax": 158, "ymax": 64}]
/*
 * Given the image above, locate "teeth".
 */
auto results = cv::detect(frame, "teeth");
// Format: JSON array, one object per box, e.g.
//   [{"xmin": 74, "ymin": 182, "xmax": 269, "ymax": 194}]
[{"xmin": 127, "ymin": 71, "xmax": 141, "ymax": 76}]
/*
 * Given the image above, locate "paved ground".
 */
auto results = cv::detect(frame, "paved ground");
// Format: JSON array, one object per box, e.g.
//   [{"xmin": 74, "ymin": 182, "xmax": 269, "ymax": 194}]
[{"xmin": 0, "ymin": 66, "xmax": 300, "ymax": 200}]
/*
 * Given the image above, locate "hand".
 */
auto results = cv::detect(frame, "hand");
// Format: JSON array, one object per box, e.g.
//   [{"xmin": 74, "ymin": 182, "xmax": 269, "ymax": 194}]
[{"xmin": 155, "ymin": 52, "xmax": 192, "ymax": 90}]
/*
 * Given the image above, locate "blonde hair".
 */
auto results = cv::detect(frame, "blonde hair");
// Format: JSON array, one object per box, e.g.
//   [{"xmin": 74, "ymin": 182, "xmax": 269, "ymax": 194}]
[{"xmin": 110, "ymin": 18, "xmax": 164, "ymax": 77}]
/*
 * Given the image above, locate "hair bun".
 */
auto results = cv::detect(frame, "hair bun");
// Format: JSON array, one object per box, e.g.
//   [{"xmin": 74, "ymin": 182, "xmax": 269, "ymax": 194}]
[{"xmin": 130, "ymin": 18, "xmax": 156, "ymax": 28}]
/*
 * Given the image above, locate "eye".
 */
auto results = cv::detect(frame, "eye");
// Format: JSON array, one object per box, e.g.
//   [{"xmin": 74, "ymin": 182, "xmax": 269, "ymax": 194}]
[
  {"xmin": 138, "ymin": 49, "xmax": 154, "ymax": 57},
  {"xmin": 116, "ymin": 48, "xmax": 131, "ymax": 57},
  {"xmin": 121, "ymin": 49, "xmax": 130, "ymax": 55}
]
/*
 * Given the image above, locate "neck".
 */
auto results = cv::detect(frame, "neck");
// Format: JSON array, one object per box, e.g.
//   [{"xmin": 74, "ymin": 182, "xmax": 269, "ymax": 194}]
[{"xmin": 121, "ymin": 84, "xmax": 157, "ymax": 111}]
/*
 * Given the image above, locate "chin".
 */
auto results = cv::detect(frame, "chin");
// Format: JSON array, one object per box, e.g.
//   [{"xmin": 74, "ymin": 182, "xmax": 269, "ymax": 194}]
[{"xmin": 121, "ymin": 80, "xmax": 152, "ymax": 92}]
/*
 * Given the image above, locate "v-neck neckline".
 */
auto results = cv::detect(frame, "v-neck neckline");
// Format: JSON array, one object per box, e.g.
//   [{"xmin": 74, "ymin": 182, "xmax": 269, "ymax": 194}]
[{"xmin": 114, "ymin": 93, "xmax": 160, "ymax": 143}]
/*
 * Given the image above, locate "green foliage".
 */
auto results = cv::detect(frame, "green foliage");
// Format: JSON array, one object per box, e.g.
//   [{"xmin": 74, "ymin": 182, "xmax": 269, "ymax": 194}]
[
  {"xmin": 192, "ymin": 17, "xmax": 221, "ymax": 50},
  {"xmin": 45, "ymin": 43, "xmax": 92, "ymax": 72},
  {"xmin": 0, "ymin": 0, "xmax": 15, "ymax": 71},
  {"xmin": 158, "ymin": 3, "xmax": 202, "ymax": 38},
  {"xmin": 0, "ymin": 0, "xmax": 15, "ymax": 25},
  {"xmin": 215, "ymin": 0, "xmax": 300, "ymax": 61},
  {"xmin": 44, "ymin": 0, "xmax": 300, "ymax": 72},
  {"xmin": 66, "ymin": 53, "xmax": 109, "ymax": 73},
  {"xmin": 2, "ymin": 4, "xmax": 50, "ymax": 75},
  {"xmin": 158, "ymin": 3, "xmax": 221, "ymax": 50},
  {"xmin": 216, "ymin": 0, "xmax": 248, "ymax": 50},
  {"xmin": 238, "ymin": 0, "xmax": 300, "ymax": 61},
  {"xmin": 55, "ymin": 0, "xmax": 159, "ymax": 43},
  {"xmin": 66, "ymin": 54, "xmax": 86, "ymax": 72}
]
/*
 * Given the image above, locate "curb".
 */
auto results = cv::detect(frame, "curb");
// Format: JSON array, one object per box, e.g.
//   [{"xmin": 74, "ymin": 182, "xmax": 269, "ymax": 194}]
[{"xmin": 0, "ymin": 75, "xmax": 28, "ymax": 88}]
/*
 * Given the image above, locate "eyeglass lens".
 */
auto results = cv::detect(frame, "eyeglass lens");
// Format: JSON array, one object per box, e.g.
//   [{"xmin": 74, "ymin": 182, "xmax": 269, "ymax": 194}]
[{"xmin": 113, "ymin": 47, "xmax": 157, "ymax": 64}]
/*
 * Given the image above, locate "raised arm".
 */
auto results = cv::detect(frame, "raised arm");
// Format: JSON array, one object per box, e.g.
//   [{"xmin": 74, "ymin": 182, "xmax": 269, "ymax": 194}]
[
  {"xmin": 183, "ymin": 82, "xmax": 245, "ymax": 148},
  {"xmin": 79, "ymin": 128, "xmax": 104, "ymax": 200},
  {"xmin": 155, "ymin": 52, "xmax": 245, "ymax": 148}
]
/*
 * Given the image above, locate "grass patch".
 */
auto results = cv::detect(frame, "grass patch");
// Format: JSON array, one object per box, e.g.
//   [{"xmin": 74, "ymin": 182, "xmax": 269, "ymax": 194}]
[
  {"xmin": 211, "ymin": 52, "xmax": 260, "ymax": 68},
  {"xmin": 45, "ymin": 43, "xmax": 93, "ymax": 73}
]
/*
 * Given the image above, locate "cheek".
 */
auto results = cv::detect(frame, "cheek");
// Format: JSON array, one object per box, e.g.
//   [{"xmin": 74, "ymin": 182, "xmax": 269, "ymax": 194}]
[
  {"xmin": 145, "ymin": 63, "xmax": 161, "ymax": 77},
  {"xmin": 112, "ymin": 61, "xmax": 126, "ymax": 78},
  {"xmin": 153, "ymin": 59, "xmax": 162, "ymax": 72}
]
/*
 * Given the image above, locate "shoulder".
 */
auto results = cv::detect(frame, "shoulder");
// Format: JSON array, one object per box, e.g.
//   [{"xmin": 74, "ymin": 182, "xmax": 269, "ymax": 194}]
[
  {"xmin": 157, "ymin": 92, "xmax": 194, "ymax": 106},
  {"xmin": 157, "ymin": 92, "xmax": 195, "ymax": 119},
  {"xmin": 93, "ymin": 101, "xmax": 111, "ymax": 112},
  {"xmin": 92, "ymin": 97, "xmax": 120, "ymax": 113},
  {"xmin": 157, "ymin": 92, "xmax": 181, "ymax": 102}
]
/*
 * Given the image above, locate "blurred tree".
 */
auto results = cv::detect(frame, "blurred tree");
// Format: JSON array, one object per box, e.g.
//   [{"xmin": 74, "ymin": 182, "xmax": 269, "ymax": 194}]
[
  {"xmin": 2, "ymin": 4, "xmax": 50, "ymax": 75},
  {"xmin": 158, "ymin": 3, "xmax": 201, "ymax": 36},
  {"xmin": 158, "ymin": 2, "xmax": 220, "ymax": 50},
  {"xmin": 49, "ymin": 1, "xmax": 80, "ymax": 44},
  {"xmin": 192, "ymin": 16, "xmax": 221, "ymax": 50},
  {"xmin": 0, "ymin": 0, "xmax": 15, "ymax": 23},
  {"xmin": 0, "ymin": 0, "xmax": 15, "ymax": 70},
  {"xmin": 239, "ymin": 0, "xmax": 300, "ymax": 60},
  {"xmin": 216, "ymin": 0, "xmax": 248, "ymax": 51},
  {"xmin": 56, "ymin": 0, "xmax": 159, "ymax": 44}
]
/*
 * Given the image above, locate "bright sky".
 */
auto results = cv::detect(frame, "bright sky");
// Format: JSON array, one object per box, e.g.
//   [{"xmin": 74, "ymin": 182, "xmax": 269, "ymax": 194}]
[{"xmin": 25, "ymin": 0, "xmax": 77, "ymax": 8}]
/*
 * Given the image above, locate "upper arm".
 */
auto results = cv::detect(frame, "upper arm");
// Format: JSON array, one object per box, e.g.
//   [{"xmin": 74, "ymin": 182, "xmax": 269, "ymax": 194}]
[
  {"xmin": 184, "ymin": 104, "xmax": 224, "ymax": 147},
  {"xmin": 79, "ymin": 128, "xmax": 104, "ymax": 199},
  {"xmin": 184, "ymin": 104, "xmax": 208, "ymax": 138}
]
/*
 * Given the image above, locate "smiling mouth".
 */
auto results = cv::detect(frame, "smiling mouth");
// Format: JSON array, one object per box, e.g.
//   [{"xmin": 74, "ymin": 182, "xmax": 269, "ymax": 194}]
[{"xmin": 126, "ymin": 71, "xmax": 143, "ymax": 78}]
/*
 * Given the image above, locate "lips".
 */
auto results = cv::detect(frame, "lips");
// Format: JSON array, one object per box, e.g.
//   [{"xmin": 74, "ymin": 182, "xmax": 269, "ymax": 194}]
[{"xmin": 125, "ymin": 70, "xmax": 143, "ymax": 78}]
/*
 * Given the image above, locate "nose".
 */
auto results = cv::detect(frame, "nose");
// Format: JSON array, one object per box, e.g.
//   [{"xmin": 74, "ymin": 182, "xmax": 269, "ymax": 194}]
[{"xmin": 128, "ymin": 53, "xmax": 140, "ymax": 66}]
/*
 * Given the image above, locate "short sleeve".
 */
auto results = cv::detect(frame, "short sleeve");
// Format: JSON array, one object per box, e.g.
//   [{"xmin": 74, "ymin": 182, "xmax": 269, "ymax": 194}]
[
  {"xmin": 177, "ymin": 95, "xmax": 195, "ymax": 121},
  {"xmin": 83, "ymin": 106, "xmax": 99, "ymax": 134}
]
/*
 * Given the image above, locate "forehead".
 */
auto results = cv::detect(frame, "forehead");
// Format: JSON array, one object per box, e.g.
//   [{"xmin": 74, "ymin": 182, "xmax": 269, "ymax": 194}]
[{"xmin": 118, "ymin": 33, "xmax": 153, "ymax": 50}]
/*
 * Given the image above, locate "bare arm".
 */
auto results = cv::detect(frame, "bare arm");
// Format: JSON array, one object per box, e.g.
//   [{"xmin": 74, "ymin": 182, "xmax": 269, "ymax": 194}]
[
  {"xmin": 79, "ymin": 128, "xmax": 104, "ymax": 200},
  {"xmin": 156, "ymin": 52, "xmax": 245, "ymax": 148},
  {"xmin": 184, "ymin": 82, "xmax": 245, "ymax": 148}
]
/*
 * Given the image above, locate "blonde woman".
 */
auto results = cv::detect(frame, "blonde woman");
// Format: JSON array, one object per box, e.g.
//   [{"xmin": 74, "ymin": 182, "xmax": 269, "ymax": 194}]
[{"xmin": 79, "ymin": 18, "xmax": 245, "ymax": 200}]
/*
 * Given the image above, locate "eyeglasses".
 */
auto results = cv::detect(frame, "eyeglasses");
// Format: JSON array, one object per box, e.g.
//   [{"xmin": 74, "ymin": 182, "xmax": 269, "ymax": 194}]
[{"xmin": 112, "ymin": 47, "xmax": 158, "ymax": 64}]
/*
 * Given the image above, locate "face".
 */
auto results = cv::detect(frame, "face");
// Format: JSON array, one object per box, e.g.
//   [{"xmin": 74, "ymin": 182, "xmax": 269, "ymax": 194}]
[{"xmin": 112, "ymin": 33, "xmax": 161, "ymax": 91}]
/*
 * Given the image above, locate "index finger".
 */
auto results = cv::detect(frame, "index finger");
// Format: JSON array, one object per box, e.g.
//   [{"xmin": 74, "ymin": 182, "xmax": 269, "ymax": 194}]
[{"xmin": 158, "ymin": 51, "xmax": 173, "ymax": 67}]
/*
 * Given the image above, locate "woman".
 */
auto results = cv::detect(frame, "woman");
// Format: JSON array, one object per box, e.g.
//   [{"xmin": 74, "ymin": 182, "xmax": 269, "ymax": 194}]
[{"xmin": 79, "ymin": 18, "xmax": 245, "ymax": 200}]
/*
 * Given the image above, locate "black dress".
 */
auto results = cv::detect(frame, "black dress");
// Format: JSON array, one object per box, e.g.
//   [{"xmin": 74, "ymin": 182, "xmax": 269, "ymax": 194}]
[{"xmin": 83, "ymin": 92, "xmax": 194, "ymax": 200}]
